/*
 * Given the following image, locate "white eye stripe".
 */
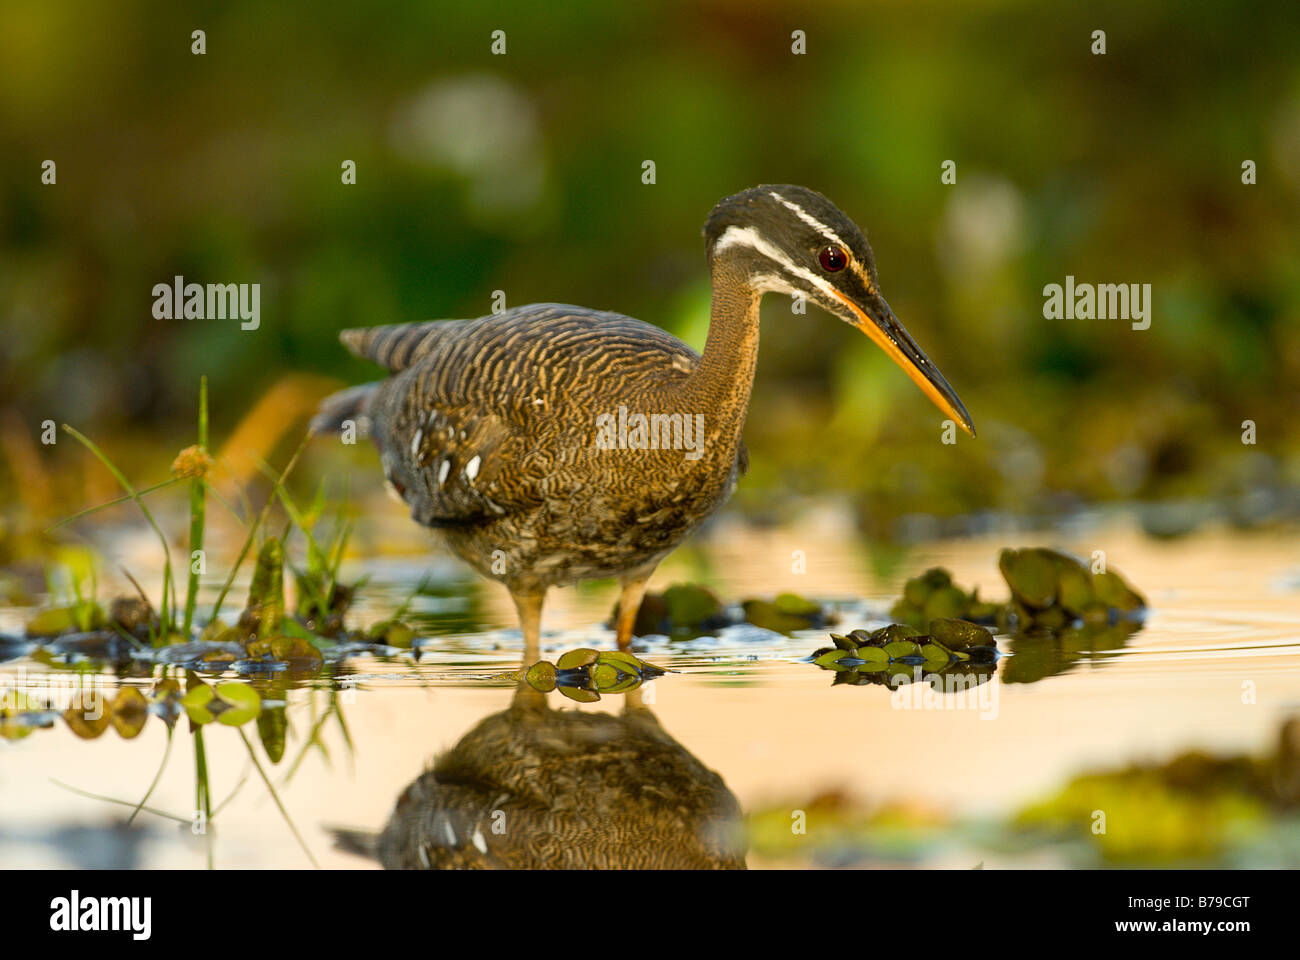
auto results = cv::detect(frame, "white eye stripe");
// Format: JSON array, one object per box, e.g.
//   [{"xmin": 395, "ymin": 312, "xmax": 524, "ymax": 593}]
[
  {"xmin": 751, "ymin": 273, "xmax": 801, "ymax": 297},
  {"xmin": 713, "ymin": 225, "xmax": 839, "ymax": 301},
  {"xmin": 768, "ymin": 191, "xmax": 851, "ymax": 250}
]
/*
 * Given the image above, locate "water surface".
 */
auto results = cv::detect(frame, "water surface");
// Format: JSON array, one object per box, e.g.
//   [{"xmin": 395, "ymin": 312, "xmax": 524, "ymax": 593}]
[{"xmin": 2, "ymin": 514, "xmax": 1298, "ymax": 868}]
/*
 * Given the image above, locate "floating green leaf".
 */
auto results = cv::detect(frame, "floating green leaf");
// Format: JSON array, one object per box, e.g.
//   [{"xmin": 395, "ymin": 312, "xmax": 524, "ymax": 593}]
[
  {"xmin": 854, "ymin": 645, "xmax": 890, "ymax": 665},
  {"xmin": 663, "ymin": 583, "xmax": 723, "ymax": 627},
  {"xmin": 598, "ymin": 671, "xmax": 644, "ymax": 694},
  {"xmin": 1094, "ymin": 571, "xmax": 1145, "ymax": 612},
  {"xmin": 872, "ymin": 624, "xmax": 921, "ymax": 644},
  {"xmin": 25, "ymin": 608, "xmax": 72, "ymax": 637},
  {"xmin": 368, "ymin": 620, "xmax": 414, "ymax": 648},
  {"xmin": 923, "ymin": 586, "xmax": 968, "ymax": 621},
  {"xmin": 1057, "ymin": 565, "xmax": 1095, "ymax": 615},
  {"xmin": 928, "ymin": 618, "xmax": 995, "ymax": 651},
  {"xmin": 556, "ymin": 648, "xmax": 599, "ymax": 670},
  {"xmin": 999, "ymin": 549, "xmax": 1059, "ymax": 609},
  {"xmin": 591, "ymin": 664, "xmax": 620, "ymax": 690},
  {"xmin": 921, "ymin": 642, "xmax": 952, "ymax": 664},
  {"xmin": 882, "ymin": 640, "xmax": 921, "ymax": 659},
  {"xmin": 772, "ymin": 592, "xmax": 822, "ymax": 616},
  {"xmin": 814, "ymin": 648, "xmax": 848, "ymax": 667},
  {"xmin": 595, "ymin": 649, "xmax": 656, "ymax": 673},
  {"xmin": 525, "ymin": 660, "xmax": 557, "ymax": 692}
]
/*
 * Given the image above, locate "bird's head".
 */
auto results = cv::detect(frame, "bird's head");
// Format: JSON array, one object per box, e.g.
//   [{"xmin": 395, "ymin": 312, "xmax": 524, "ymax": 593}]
[{"xmin": 704, "ymin": 184, "xmax": 975, "ymax": 437}]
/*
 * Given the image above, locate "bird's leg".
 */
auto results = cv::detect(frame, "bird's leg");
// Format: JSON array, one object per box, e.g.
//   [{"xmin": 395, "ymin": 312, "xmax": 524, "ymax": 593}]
[
  {"xmin": 614, "ymin": 571, "xmax": 653, "ymax": 653},
  {"xmin": 510, "ymin": 588, "xmax": 546, "ymax": 665},
  {"xmin": 509, "ymin": 588, "xmax": 548, "ymax": 711}
]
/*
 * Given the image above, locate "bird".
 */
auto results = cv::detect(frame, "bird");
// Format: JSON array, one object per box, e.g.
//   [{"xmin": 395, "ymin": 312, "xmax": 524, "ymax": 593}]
[
  {"xmin": 313, "ymin": 184, "xmax": 974, "ymax": 661},
  {"xmin": 333, "ymin": 683, "xmax": 747, "ymax": 869}
]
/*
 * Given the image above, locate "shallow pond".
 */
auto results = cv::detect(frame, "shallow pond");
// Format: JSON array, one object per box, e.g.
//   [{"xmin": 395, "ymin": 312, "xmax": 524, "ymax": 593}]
[{"xmin": 3, "ymin": 511, "xmax": 1299, "ymax": 869}]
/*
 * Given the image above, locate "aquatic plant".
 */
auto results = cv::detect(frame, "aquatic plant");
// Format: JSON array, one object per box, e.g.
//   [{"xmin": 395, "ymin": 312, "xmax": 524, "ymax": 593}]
[
  {"xmin": 612, "ymin": 584, "xmax": 838, "ymax": 639},
  {"xmin": 514, "ymin": 647, "xmax": 668, "ymax": 702},
  {"xmin": 1015, "ymin": 718, "xmax": 1300, "ymax": 865},
  {"xmin": 890, "ymin": 550, "xmax": 1146, "ymax": 635},
  {"xmin": 4, "ymin": 380, "xmax": 371, "ymax": 867},
  {"xmin": 808, "ymin": 617, "xmax": 1000, "ymax": 689},
  {"xmin": 889, "ymin": 567, "xmax": 1003, "ymax": 629},
  {"xmin": 998, "ymin": 547, "xmax": 1145, "ymax": 629}
]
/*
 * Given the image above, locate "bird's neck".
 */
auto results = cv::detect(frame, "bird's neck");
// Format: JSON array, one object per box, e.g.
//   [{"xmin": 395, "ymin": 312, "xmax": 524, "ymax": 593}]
[{"xmin": 668, "ymin": 260, "xmax": 761, "ymax": 457}]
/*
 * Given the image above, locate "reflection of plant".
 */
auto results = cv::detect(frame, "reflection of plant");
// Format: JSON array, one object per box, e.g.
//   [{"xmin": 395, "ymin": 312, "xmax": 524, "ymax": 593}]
[
  {"xmin": 1, "ymin": 663, "xmax": 325, "ymax": 866},
  {"xmin": 1001, "ymin": 620, "xmax": 1144, "ymax": 684},
  {"xmin": 182, "ymin": 679, "xmax": 261, "ymax": 726}
]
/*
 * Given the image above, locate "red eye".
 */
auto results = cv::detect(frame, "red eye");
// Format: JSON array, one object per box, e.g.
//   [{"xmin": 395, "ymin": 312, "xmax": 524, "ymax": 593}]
[{"xmin": 819, "ymin": 246, "xmax": 847, "ymax": 272}]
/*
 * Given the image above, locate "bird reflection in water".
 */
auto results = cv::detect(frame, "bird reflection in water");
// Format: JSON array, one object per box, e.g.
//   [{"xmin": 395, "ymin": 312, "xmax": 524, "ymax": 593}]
[{"xmin": 341, "ymin": 670, "xmax": 747, "ymax": 869}]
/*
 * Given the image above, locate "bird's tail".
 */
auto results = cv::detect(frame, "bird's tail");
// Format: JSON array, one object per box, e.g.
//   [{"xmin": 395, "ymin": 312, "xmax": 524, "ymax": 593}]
[
  {"xmin": 310, "ymin": 382, "xmax": 378, "ymax": 436},
  {"xmin": 327, "ymin": 825, "xmax": 381, "ymax": 862}
]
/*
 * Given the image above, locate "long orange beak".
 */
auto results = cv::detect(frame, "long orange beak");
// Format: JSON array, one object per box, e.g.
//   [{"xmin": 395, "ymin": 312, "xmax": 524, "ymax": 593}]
[{"xmin": 833, "ymin": 289, "xmax": 976, "ymax": 437}]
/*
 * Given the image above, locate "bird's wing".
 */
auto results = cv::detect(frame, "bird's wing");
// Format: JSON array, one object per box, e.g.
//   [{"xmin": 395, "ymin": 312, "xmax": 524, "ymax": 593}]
[{"xmin": 345, "ymin": 304, "xmax": 704, "ymax": 528}]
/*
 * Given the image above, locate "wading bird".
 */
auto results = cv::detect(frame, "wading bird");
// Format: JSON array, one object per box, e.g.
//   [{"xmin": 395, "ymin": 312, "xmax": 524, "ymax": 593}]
[{"xmin": 315, "ymin": 185, "xmax": 974, "ymax": 660}]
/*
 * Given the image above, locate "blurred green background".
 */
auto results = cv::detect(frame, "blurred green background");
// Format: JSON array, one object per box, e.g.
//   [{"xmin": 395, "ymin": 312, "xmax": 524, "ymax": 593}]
[{"xmin": 2, "ymin": 0, "xmax": 1299, "ymax": 543}]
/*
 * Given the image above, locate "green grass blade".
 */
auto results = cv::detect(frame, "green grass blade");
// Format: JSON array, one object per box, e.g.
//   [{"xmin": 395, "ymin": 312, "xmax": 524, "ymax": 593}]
[
  {"xmin": 62, "ymin": 424, "xmax": 176, "ymax": 632},
  {"xmin": 209, "ymin": 433, "xmax": 311, "ymax": 622},
  {"xmin": 44, "ymin": 478, "xmax": 183, "ymax": 533},
  {"xmin": 182, "ymin": 376, "xmax": 209, "ymax": 638}
]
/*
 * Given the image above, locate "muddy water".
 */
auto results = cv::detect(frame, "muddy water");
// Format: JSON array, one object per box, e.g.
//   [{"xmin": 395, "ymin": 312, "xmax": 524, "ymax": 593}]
[{"xmin": 2, "ymin": 510, "xmax": 1298, "ymax": 868}]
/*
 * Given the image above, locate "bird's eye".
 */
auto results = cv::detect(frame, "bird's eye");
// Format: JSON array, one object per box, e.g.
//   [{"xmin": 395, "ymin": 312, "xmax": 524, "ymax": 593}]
[{"xmin": 819, "ymin": 246, "xmax": 847, "ymax": 272}]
